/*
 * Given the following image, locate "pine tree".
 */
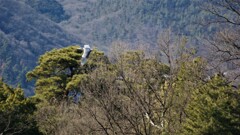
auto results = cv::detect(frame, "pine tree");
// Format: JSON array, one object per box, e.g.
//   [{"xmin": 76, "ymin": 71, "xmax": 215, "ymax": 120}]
[
  {"xmin": 26, "ymin": 45, "xmax": 107, "ymax": 102},
  {"xmin": 0, "ymin": 79, "xmax": 40, "ymax": 134},
  {"xmin": 182, "ymin": 75, "xmax": 240, "ymax": 135}
]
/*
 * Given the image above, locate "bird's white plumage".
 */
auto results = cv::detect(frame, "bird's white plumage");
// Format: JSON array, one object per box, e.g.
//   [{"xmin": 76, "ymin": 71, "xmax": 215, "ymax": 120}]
[
  {"xmin": 81, "ymin": 45, "xmax": 92, "ymax": 65},
  {"xmin": 82, "ymin": 45, "xmax": 91, "ymax": 58}
]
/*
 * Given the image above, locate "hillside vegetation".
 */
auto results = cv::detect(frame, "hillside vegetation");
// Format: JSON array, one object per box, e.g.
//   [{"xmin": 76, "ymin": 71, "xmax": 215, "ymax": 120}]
[
  {"xmin": 0, "ymin": 0, "xmax": 210, "ymax": 92},
  {"xmin": 0, "ymin": 2, "xmax": 240, "ymax": 134},
  {"xmin": 1, "ymin": 39, "xmax": 239, "ymax": 134},
  {"xmin": 0, "ymin": 0, "xmax": 80, "ymax": 94},
  {"xmin": 58, "ymin": 0, "xmax": 205, "ymax": 48}
]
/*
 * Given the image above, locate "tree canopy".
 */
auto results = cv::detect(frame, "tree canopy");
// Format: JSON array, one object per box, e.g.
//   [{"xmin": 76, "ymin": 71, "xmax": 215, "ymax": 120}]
[
  {"xmin": 182, "ymin": 75, "xmax": 240, "ymax": 135},
  {"xmin": 0, "ymin": 79, "xmax": 40, "ymax": 135},
  {"xmin": 26, "ymin": 45, "xmax": 107, "ymax": 102}
]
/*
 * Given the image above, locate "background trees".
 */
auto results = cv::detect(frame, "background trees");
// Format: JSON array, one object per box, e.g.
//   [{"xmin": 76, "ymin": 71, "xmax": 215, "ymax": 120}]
[
  {"xmin": 182, "ymin": 2, "xmax": 240, "ymax": 131},
  {"xmin": 203, "ymin": 0, "xmax": 240, "ymax": 26},
  {"xmin": 202, "ymin": 0, "xmax": 240, "ymax": 82}
]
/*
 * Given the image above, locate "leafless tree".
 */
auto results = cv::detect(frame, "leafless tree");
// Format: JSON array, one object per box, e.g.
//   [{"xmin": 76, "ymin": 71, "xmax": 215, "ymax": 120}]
[
  {"xmin": 203, "ymin": 0, "xmax": 240, "ymax": 26},
  {"xmin": 202, "ymin": 0, "xmax": 240, "ymax": 81},
  {"xmin": 76, "ymin": 37, "xmax": 201, "ymax": 134}
]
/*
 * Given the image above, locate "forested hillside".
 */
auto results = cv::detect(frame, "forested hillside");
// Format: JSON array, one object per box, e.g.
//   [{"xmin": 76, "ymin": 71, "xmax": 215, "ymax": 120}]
[
  {"xmin": 0, "ymin": 0, "xmax": 80, "ymax": 94},
  {"xmin": 0, "ymin": 0, "xmax": 208, "ymax": 93},
  {"xmin": 0, "ymin": 0, "xmax": 236, "ymax": 93},
  {"xmin": 58, "ymin": 0, "xmax": 205, "ymax": 48},
  {"xmin": 0, "ymin": 0, "xmax": 240, "ymax": 134}
]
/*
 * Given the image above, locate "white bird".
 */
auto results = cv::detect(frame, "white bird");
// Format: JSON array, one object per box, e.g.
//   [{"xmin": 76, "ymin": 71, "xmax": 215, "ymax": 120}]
[{"xmin": 81, "ymin": 45, "xmax": 92, "ymax": 65}]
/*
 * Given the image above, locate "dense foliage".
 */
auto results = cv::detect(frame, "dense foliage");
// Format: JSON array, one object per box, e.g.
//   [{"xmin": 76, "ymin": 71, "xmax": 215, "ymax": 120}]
[
  {"xmin": 59, "ymin": 0, "xmax": 207, "ymax": 47},
  {"xmin": 0, "ymin": 0, "xmax": 240, "ymax": 134},
  {"xmin": 183, "ymin": 76, "xmax": 240, "ymax": 135},
  {"xmin": 25, "ymin": 0, "xmax": 70, "ymax": 23},
  {"xmin": 0, "ymin": 0, "xmax": 225, "ymax": 93},
  {"xmin": 0, "ymin": 0, "xmax": 80, "ymax": 94},
  {"xmin": 1, "ymin": 38, "xmax": 240, "ymax": 134},
  {"xmin": 0, "ymin": 79, "xmax": 40, "ymax": 135},
  {"xmin": 12, "ymin": 41, "xmax": 237, "ymax": 134},
  {"xmin": 26, "ymin": 46, "xmax": 107, "ymax": 102}
]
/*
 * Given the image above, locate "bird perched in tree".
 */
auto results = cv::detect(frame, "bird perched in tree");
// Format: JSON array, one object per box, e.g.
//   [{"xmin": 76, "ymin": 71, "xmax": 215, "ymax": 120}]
[{"xmin": 81, "ymin": 45, "xmax": 92, "ymax": 65}]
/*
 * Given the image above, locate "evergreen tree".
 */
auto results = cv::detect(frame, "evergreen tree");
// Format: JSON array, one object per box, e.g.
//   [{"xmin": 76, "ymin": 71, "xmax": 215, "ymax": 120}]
[
  {"xmin": 26, "ymin": 45, "xmax": 107, "ymax": 102},
  {"xmin": 26, "ymin": 45, "xmax": 107, "ymax": 134},
  {"xmin": 0, "ymin": 79, "xmax": 40, "ymax": 134},
  {"xmin": 182, "ymin": 75, "xmax": 240, "ymax": 135}
]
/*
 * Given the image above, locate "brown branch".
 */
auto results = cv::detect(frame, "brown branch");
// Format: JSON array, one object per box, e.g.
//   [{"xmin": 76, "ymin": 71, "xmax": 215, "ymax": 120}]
[
  {"xmin": 206, "ymin": 7, "xmax": 240, "ymax": 25},
  {"xmin": 224, "ymin": 0, "xmax": 240, "ymax": 16},
  {"xmin": 87, "ymin": 108, "xmax": 110, "ymax": 135}
]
